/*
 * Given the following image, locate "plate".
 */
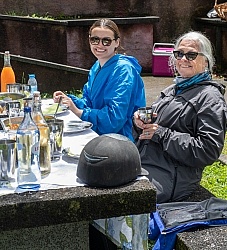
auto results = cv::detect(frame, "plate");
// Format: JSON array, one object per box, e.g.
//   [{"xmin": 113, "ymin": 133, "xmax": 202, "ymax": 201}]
[
  {"xmin": 0, "ymin": 92, "xmax": 25, "ymax": 101},
  {"xmin": 42, "ymin": 103, "xmax": 68, "ymax": 116},
  {"xmin": 0, "ymin": 117, "xmax": 23, "ymax": 139},
  {"xmin": 64, "ymin": 121, "xmax": 93, "ymax": 133}
]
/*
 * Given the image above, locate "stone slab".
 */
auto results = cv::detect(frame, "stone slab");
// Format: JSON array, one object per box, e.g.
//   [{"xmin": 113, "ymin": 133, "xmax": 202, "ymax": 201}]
[{"xmin": 0, "ymin": 179, "xmax": 156, "ymax": 231}]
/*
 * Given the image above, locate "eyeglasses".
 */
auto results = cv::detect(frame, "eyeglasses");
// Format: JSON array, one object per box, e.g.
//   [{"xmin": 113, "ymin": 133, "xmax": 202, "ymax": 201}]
[
  {"xmin": 173, "ymin": 51, "xmax": 205, "ymax": 61},
  {"xmin": 89, "ymin": 36, "xmax": 116, "ymax": 46}
]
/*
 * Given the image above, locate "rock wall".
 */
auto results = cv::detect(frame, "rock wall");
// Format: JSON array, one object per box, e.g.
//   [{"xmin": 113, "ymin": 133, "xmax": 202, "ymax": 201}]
[
  {"xmin": 0, "ymin": 0, "xmax": 226, "ymax": 73},
  {"xmin": 0, "ymin": 0, "xmax": 217, "ymax": 42}
]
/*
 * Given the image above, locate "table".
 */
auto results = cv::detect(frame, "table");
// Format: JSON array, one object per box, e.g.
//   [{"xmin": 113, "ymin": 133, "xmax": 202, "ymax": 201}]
[{"xmin": 0, "ymin": 105, "xmax": 156, "ymax": 250}]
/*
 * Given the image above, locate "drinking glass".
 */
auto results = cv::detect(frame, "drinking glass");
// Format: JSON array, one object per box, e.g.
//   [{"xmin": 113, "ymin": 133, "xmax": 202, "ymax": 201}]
[
  {"xmin": 46, "ymin": 119, "xmax": 64, "ymax": 160},
  {"xmin": 7, "ymin": 83, "xmax": 20, "ymax": 93},
  {"xmin": 20, "ymin": 84, "xmax": 31, "ymax": 97},
  {"xmin": 0, "ymin": 139, "xmax": 17, "ymax": 181},
  {"xmin": 137, "ymin": 107, "xmax": 153, "ymax": 124}
]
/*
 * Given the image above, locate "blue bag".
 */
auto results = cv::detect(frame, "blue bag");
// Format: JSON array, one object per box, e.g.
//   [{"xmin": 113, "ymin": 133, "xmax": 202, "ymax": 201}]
[{"xmin": 149, "ymin": 197, "xmax": 227, "ymax": 250}]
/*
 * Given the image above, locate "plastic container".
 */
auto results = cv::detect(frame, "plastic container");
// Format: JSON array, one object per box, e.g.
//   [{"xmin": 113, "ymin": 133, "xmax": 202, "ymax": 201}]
[{"xmin": 152, "ymin": 43, "xmax": 174, "ymax": 77}]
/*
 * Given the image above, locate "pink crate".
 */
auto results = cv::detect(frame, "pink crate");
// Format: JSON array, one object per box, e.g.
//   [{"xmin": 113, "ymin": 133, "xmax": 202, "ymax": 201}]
[{"xmin": 152, "ymin": 43, "xmax": 174, "ymax": 77}]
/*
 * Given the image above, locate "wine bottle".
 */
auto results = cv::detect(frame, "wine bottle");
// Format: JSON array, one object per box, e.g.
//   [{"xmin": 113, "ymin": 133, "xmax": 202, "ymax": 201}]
[{"xmin": 32, "ymin": 91, "xmax": 51, "ymax": 176}]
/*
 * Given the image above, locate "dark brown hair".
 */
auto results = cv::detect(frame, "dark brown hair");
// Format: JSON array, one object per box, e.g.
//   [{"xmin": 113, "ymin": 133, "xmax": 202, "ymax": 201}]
[{"xmin": 89, "ymin": 19, "xmax": 120, "ymax": 39}]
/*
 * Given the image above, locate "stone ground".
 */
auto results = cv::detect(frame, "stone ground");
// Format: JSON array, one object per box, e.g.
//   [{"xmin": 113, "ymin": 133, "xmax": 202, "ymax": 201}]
[
  {"xmin": 142, "ymin": 75, "xmax": 172, "ymax": 105},
  {"xmin": 142, "ymin": 75, "xmax": 227, "ymax": 105}
]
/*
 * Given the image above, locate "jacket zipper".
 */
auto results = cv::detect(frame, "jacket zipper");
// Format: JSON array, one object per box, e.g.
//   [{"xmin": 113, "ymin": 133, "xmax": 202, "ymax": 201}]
[{"xmin": 91, "ymin": 66, "xmax": 101, "ymax": 94}]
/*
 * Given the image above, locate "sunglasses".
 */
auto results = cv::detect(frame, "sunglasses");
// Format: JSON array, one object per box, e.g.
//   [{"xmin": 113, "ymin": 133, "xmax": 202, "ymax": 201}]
[
  {"xmin": 173, "ymin": 51, "xmax": 205, "ymax": 61},
  {"xmin": 89, "ymin": 36, "xmax": 116, "ymax": 46}
]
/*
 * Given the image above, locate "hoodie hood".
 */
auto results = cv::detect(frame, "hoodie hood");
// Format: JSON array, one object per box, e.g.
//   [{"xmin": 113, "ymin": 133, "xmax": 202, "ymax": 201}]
[
  {"xmin": 198, "ymin": 80, "xmax": 226, "ymax": 95},
  {"xmin": 102, "ymin": 54, "xmax": 142, "ymax": 74}
]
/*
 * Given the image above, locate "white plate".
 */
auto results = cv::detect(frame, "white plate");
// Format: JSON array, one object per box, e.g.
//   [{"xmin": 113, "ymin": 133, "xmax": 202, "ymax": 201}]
[
  {"xmin": 42, "ymin": 103, "xmax": 68, "ymax": 116},
  {"xmin": 64, "ymin": 121, "xmax": 93, "ymax": 133}
]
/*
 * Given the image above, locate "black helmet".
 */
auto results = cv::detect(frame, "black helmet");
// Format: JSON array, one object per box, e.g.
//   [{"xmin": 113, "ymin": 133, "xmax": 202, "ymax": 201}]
[{"xmin": 77, "ymin": 133, "xmax": 148, "ymax": 187}]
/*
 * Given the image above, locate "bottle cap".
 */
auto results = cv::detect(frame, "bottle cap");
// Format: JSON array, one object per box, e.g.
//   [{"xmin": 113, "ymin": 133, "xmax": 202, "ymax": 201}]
[
  {"xmin": 33, "ymin": 91, "xmax": 40, "ymax": 96},
  {"xmin": 24, "ymin": 106, "xmax": 31, "ymax": 112},
  {"xmin": 28, "ymin": 74, "xmax": 35, "ymax": 78}
]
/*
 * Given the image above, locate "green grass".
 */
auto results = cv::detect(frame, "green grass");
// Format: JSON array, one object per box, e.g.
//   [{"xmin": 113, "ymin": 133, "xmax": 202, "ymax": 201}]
[
  {"xmin": 201, "ymin": 138, "xmax": 227, "ymax": 199},
  {"xmin": 201, "ymin": 161, "xmax": 227, "ymax": 199}
]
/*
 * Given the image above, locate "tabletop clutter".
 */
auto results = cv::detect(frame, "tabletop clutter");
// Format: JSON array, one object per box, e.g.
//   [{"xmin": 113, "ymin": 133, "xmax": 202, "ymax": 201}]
[{"xmin": 0, "ymin": 50, "xmax": 78, "ymax": 191}]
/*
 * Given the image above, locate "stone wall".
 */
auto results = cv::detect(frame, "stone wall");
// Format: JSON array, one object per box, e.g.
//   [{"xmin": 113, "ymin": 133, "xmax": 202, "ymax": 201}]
[
  {"xmin": 0, "ymin": 0, "xmax": 218, "ymax": 42},
  {"xmin": 0, "ymin": 53, "xmax": 89, "ymax": 94},
  {"xmin": 0, "ymin": 0, "xmax": 226, "ymax": 73},
  {"xmin": 0, "ymin": 16, "xmax": 159, "ymax": 74}
]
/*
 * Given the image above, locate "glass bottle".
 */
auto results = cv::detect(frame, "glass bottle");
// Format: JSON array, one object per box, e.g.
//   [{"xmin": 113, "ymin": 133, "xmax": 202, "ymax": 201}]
[
  {"xmin": 28, "ymin": 74, "xmax": 38, "ymax": 95},
  {"xmin": 32, "ymin": 91, "xmax": 51, "ymax": 176},
  {"xmin": 1, "ymin": 51, "xmax": 16, "ymax": 92},
  {"xmin": 16, "ymin": 106, "xmax": 41, "ymax": 189}
]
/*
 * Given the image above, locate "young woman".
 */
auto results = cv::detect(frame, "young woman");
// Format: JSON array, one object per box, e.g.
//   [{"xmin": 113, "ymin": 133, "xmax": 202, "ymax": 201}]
[
  {"xmin": 53, "ymin": 18, "xmax": 146, "ymax": 141},
  {"xmin": 133, "ymin": 31, "xmax": 227, "ymax": 203}
]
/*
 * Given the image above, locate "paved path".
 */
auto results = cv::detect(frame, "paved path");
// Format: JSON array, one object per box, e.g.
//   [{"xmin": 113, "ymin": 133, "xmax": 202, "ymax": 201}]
[
  {"xmin": 142, "ymin": 76, "xmax": 172, "ymax": 105},
  {"xmin": 142, "ymin": 76, "xmax": 227, "ymax": 106}
]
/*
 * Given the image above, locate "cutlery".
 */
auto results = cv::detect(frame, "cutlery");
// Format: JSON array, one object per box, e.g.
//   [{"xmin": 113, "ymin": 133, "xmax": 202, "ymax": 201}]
[{"xmin": 54, "ymin": 96, "xmax": 62, "ymax": 121}]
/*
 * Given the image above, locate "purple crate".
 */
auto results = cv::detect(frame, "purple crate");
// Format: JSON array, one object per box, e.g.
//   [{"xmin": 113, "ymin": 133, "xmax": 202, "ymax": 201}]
[{"xmin": 152, "ymin": 43, "xmax": 174, "ymax": 77}]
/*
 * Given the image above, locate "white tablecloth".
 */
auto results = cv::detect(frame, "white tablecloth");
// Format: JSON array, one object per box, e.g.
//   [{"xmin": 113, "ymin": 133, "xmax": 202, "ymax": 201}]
[{"xmin": 0, "ymin": 108, "xmax": 98, "ymax": 194}]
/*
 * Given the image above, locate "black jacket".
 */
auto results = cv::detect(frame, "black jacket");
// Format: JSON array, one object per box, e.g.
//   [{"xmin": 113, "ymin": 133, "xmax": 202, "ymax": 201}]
[{"xmin": 134, "ymin": 80, "xmax": 227, "ymax": 203}]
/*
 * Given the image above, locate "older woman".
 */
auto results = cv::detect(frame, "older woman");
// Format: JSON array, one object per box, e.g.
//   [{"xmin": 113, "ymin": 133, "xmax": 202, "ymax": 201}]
[{"xmin": 133, "ymin": 31, "xmax": 227, "ymax": 203}]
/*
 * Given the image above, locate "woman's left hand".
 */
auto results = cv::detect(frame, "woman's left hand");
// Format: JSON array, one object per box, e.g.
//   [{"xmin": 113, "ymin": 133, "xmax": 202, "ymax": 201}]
[
  {"xmin": 61, "ymin": 95, "xmax": 83, "ymax": 118},
  {"xmin": 134, "ymin": 111, "xmax": 158, "ymax": 139},
  {"xmin": 139, "ymin": 123, "xmax": 159, "ymax": 140},
  {"xmin": 60, "ymin": 95, "xmax": 74, "ymax": 110}
]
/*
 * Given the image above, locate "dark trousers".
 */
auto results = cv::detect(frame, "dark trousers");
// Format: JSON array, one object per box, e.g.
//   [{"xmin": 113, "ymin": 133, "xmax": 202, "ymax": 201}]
[{"xmin": 89, "ymin": 223, "xmax": 118, "ymax": 250}]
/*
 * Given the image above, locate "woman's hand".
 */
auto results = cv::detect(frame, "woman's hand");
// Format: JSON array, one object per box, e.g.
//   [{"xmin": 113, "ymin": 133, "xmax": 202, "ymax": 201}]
[
  {"xmin": 53, "ymin": 91, "xmax": 67, "ymax": 103},
  {"xmin": 53, "ymin": 91, "xmax": 83, "ymax": 118},
  {"xmin": 134, "ymin": 111, "xmax": 158, "ymax": 140},
  {"xmin": 139, "ymin": 123, "xmax": 159, "ymax": 140}
]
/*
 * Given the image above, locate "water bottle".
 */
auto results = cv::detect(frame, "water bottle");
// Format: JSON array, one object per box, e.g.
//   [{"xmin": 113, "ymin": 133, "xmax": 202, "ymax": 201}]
[
  {"xmin": 28, "ymin": 74, "xmax": 38, "ymax": 95},
  {"xmin": 32, "ymin": 91, "xmax": 51, "ymax": 176},
  {"xmin": 16, "ymin": 106, "xmax": 41, "ymax": 189}
]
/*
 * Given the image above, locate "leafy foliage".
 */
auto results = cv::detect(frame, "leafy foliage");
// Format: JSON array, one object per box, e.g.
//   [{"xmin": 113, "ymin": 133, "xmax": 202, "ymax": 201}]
[{"xmin": 41, "ymin": 88, "xmax": 82, "ymax": 99}]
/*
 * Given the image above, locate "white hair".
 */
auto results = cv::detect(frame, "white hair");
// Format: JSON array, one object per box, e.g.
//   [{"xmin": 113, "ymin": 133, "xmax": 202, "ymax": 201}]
[{"xmin": 169, "ymin": 31, "xmax": 215, "ymax": 73}]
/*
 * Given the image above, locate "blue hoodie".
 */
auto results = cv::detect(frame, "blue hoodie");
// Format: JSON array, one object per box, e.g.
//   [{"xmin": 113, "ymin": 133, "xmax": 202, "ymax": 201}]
[{"xmin": 68, "ymin": 54, "xmax": 146, "ymax": 141}]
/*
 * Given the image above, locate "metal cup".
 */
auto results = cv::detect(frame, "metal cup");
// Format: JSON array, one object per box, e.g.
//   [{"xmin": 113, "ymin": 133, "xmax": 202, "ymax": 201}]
[
  {"xmin": 46, "ymin": 119, "xmax": 64, "ymax": 160},
  {"xmin": 0, "ymin": 139, "xmax": 17, "ymax": 181},
  {"xmin": 7, "ymin": 83, "xmax": 21, "ymax": 93},
  {"xmin": 6, "ymin": 101, "xmax": 21, "ymax": 117},
  {"xmin": 138, "ymin": 107, "xmax": 153, "ymax": 124}
]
